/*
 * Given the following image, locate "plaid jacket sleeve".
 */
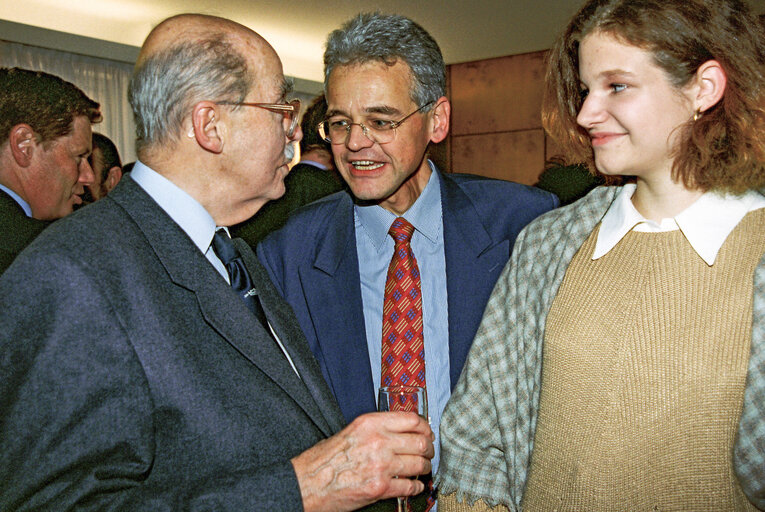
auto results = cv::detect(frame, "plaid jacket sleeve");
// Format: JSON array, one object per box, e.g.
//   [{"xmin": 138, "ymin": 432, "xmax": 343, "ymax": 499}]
[
  {"xmin": 436, "ymin": 187, "xmax": 617, "ymax": 510},
  {"xmin": 734, "ymin": 250, "xmax": 765, "ymax": 510}
]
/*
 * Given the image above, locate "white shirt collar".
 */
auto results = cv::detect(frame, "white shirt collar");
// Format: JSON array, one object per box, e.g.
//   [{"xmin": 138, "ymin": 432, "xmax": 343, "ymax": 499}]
[{"xmin": 593, "ymin": 183, "xmax": 765, "ymax": 266}]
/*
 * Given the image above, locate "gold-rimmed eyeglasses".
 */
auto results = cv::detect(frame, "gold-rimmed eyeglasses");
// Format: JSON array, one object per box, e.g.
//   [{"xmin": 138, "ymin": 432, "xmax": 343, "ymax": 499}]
[
  {"xmin": 217, "ymin": 98, "xmax": 301, "ymax": 138},
  {"xmin": 317, "ymin": 100, "xmax": 436, "ymax": 145}
]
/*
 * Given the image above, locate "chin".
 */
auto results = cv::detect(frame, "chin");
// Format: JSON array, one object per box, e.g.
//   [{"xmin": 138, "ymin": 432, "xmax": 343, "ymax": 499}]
[
  {"xmin": 270, "ymin": 182, "xmax": 287, "ymax": 201},
  {"xmin": 593, "ymin": 159, "xmax": 622, "ymax": 177},
  {"xmin": 53, "ymin": 207, "xmax": 73, "ymax": 219},
  {"xmin": 347, "ymin": 187, "xmax": 380, "ymax": 202},
  {"xmin": 347, "ymin": 178, "xmax": 390, "ymax": 201}
]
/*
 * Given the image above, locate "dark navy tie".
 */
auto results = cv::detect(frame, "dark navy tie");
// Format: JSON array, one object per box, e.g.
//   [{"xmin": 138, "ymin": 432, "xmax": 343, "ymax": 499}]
[{"xmin": 211, "ymin": 229, "xmax": 269, "ymax": 330}]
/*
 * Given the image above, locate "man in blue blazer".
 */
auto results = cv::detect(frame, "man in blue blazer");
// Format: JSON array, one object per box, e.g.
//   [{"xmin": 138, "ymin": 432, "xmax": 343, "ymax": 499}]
[
  {"xmin": 257, "ymin": 12, "xmax": 559, "ymax": 495},
  {"xmin": 0, "ymin": 14, "xmax": 434, "ymax": 512}
]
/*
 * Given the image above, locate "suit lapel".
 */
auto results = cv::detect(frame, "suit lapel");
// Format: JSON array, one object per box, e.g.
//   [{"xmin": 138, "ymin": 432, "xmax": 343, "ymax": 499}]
[
  {"xmin": 297, "ymin": 174, "xmax": 513, "ymax": 418},
  {"xmin": 236, "ymin": 238, "xmax": 346, "ymax": 435},
  {"xmin": 111, "ymin": 179, "xmax": 340, "ymax": 436},
  {"xmin": 440, "ymin": 173, "xmax": 510, "ymax": 387},
  {"xmin": 302, "ymin": 197, "xmax": 377, "ymax": 423}
]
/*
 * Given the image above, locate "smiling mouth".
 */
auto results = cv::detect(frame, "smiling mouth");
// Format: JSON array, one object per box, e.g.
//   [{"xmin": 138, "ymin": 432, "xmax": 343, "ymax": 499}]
[
  {"xmin": 350, "ymin": 160, "xmax": 384, "ymax": 171},
  {"xmin": 590, "ymin": 133, "xmax": 625, "ymax": 146}
]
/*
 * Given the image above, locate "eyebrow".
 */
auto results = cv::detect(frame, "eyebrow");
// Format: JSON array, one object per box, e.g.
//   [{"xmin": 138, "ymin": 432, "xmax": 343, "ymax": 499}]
[
  {"xmin": 326, "ymin": 105, "xmax": 403, "ymax": 118},
  {"xmin": 73, "ymin": 142, "xmax": 91, "ymax": 157},
  {"xmin": 598, "ymin": 69, "xmax": 636, "ymax": 80},
  {"xmin": 366, "ymin": 105, "xmax": 400, "ymax": 115},
  {"xmin": 580, "ymin": 69, "xmax": 637, "ymax": 88}
]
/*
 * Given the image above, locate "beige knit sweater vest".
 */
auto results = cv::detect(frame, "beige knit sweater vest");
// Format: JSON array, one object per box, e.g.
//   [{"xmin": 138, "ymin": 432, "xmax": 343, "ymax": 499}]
[{"xmin": 521, "ymin": 209, "xmax": 765, "ymax": 512}]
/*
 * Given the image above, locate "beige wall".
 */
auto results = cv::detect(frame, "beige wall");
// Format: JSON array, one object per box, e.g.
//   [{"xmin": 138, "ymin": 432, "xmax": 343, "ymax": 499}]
[{"xmin": 436, "ymin": 50, "xmax": 562, "ymax": 186}]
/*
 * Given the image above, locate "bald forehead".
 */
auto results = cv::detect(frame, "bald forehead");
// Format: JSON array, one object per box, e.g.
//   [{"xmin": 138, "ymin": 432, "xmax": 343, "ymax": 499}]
[{"xmin": 138, "ymin": 14, "xmax": 272, "ymax": 66}]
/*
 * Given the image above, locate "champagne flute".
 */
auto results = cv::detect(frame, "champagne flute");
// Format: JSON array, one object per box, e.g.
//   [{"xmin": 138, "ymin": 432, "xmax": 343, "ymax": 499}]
[{"xmin": 378, "ymin": 385, "xmax": 428, "ymax": 512}]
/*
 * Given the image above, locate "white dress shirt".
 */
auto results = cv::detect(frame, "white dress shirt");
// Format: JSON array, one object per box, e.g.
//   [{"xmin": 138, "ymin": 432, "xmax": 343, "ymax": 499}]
[{"xmin": 594, "ymin": 183, "xmax": 765, "ymax": 266}]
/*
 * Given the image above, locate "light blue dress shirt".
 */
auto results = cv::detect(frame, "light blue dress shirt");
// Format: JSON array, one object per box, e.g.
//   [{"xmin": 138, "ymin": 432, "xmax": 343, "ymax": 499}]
[
  {"xmin": 130, "ymin": 161, "xmax": 228, "ymax": 281},
  {"xmin": 0, "ymin": 183, "xmax": 32, "ymax": 217},
  {"xmin": 354, "ymin": 162, "xmax": 450, "ymax": 475},
  {"xmin": 298, "ymin": 159, "xmax": 329, "ymax": 171}
]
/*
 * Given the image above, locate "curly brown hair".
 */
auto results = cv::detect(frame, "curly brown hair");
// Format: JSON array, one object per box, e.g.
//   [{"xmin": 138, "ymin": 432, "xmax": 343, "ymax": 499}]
[
  {"xmin": 0, "ymin": 67, "xmax": 101, "ymax": 147},
  {"xmin": 542, "ymin": 0, "xmax": 765, "ymax": 193}
]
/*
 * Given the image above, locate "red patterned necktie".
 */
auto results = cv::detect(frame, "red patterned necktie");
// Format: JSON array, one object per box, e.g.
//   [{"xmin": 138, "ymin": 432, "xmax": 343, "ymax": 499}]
[
  {"xmin": 382, "ymin": 217, "xmax": 432, "ymax": 512},
  {"xmin": 381, "ymin": 217, "xmax": 425, "ymax": 395}
]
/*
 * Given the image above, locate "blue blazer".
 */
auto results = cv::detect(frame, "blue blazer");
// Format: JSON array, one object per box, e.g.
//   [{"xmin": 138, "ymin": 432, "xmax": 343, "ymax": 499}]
[{"xmin": 258, "ymin": 169, "xmax": 558, "ymax": 423}]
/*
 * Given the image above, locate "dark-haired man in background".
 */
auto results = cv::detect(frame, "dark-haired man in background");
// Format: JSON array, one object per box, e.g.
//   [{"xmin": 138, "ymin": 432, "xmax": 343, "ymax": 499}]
[
  {"xmin": 0, "ymin": 67, "xmax": 100, "ymax": 273},
  {"xmin": 81, "ymin": 132, "xmax": 123, "ymax": 204}
]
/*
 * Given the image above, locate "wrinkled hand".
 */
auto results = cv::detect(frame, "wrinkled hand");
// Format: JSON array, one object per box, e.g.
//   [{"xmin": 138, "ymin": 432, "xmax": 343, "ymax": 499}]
[{"xmin": 292, "ymin": 411, "xmax": 434, "ymax": 512}]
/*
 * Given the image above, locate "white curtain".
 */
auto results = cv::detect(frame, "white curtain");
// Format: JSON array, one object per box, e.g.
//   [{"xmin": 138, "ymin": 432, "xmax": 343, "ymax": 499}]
[{"xmin": 0, "ymin": 40, "xmax": 137, "ymax": 164}]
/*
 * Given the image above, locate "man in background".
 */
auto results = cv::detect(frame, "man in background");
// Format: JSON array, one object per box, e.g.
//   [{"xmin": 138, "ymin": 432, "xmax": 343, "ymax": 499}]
[
  {"xmin": 257, "ymin": 12, "xmax": 559, "ymax": 508},
  {"xmin": 0, "ymin": 14, "xmax": 432, "ymax": 512},
  {"xmin": 80, "ymin": 132, "xmax": 123, "ymax": 204},
  {"xmin": 233, "ymin": 94, "xmax": 343, "ymax": 246},
  {"xmin": 0, "ymin": 67, "xmax": 100, "ymax": 273},
  {"xmin": 293, "ymin": 94, "xmax": 341, "ymax": 183}
]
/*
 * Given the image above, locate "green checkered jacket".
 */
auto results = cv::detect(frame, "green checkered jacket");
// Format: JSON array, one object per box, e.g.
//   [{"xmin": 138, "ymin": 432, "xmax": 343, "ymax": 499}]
[{"xmin": 436, "ymin": 185, "xmax": 765, "ymax": 510}]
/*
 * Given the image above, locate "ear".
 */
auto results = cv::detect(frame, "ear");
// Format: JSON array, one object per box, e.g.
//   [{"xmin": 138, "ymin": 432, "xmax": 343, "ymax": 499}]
[
  {"xmin": 692, "ymin": 60, "xmax": 727, "ymax": 114},
  {"xmin": 428, "ymin": 97, "xmax": 451, "ymax": 144},
  {"xmin": 189, "ymin": 102, "xmax": 224, "ymax": 153},
  {"xmin": 8, "ymin": 124, "xmax": 38, "ymax": 167},
  {"xmin": 104, "ymin": 166, "xmax": 123, "ymax": 193}
]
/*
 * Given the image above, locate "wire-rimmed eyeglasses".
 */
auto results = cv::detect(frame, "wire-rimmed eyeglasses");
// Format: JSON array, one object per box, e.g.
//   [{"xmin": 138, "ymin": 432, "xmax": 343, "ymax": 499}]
[
  {"xmin": 317, "ymin": 100, "xmax": 436, "ymax": 145},
  {"xmin": 217, "ymin": 99, "xmax": 301, "ymax": 138}
]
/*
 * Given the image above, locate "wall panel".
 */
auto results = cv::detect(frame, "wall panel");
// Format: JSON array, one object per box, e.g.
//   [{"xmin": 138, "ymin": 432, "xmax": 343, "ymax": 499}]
[
  {"xmin": 446, "ymin": 50, "xmax": 553, "ymax": 185},
  {"xmin": 450, "ymin": 51, "xmax": 547, "ymax": 136},
  {"xmin": 451, "ymin": 129, "xmax": 546, "ymax": 185}
]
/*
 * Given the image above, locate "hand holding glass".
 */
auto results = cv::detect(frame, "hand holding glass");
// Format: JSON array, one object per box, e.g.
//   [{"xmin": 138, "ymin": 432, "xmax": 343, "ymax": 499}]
[{"xmin": 378, "ymin": 385, "xmax": 428, "ymax": 512}]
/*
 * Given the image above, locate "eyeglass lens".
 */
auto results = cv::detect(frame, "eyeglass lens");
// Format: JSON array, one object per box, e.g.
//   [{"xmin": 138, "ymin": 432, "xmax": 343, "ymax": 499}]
[
  {"xmin": 285, "ymin": 99, "xmax": 300, "ymax": 138},
  {"xmin": 319, "ymin": 101, "xmax": 433, "ymax": 144}
]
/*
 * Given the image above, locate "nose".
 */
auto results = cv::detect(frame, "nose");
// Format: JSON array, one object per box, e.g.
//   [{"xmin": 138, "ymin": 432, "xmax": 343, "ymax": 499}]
[
  {"xmin": 576, "ymin": 93, "xmax": 606, "ymax": 129},
  {"xmin": 79, "ymin": 158, "xmax": 95, "ymax": 186},
  {"xmin": 346, "ymin": 123, "xmax": 374, "ymax": 151}
]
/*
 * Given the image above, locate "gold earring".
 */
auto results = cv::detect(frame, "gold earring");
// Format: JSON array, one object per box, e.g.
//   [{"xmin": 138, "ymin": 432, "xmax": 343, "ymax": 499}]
[{"xmin": 693, "ymin": 109, "xmax": 702, "ymax": 121}]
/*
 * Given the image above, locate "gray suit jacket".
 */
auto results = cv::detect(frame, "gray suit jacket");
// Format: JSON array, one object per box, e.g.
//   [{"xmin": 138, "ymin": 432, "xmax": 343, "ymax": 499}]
[{"xmin": 0, "ymin": 177, "xmax": 346, "ymax": 511}]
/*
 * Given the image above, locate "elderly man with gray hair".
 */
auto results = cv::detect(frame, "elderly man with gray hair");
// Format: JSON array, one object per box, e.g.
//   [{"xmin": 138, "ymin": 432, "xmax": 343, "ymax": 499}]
[{"xmin": 0, "ymin": 13, "xmax": 434, "ymax": 512}]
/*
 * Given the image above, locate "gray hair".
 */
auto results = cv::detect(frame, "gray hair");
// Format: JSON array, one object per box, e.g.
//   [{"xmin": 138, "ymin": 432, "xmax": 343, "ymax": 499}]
[
  {"xmin": 323, "ymin": 13, "xmax": 446, "ymax": 110},
  {"xmin": 128, "ymin": 34, "xmax": 251, "ymax": 157}
]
